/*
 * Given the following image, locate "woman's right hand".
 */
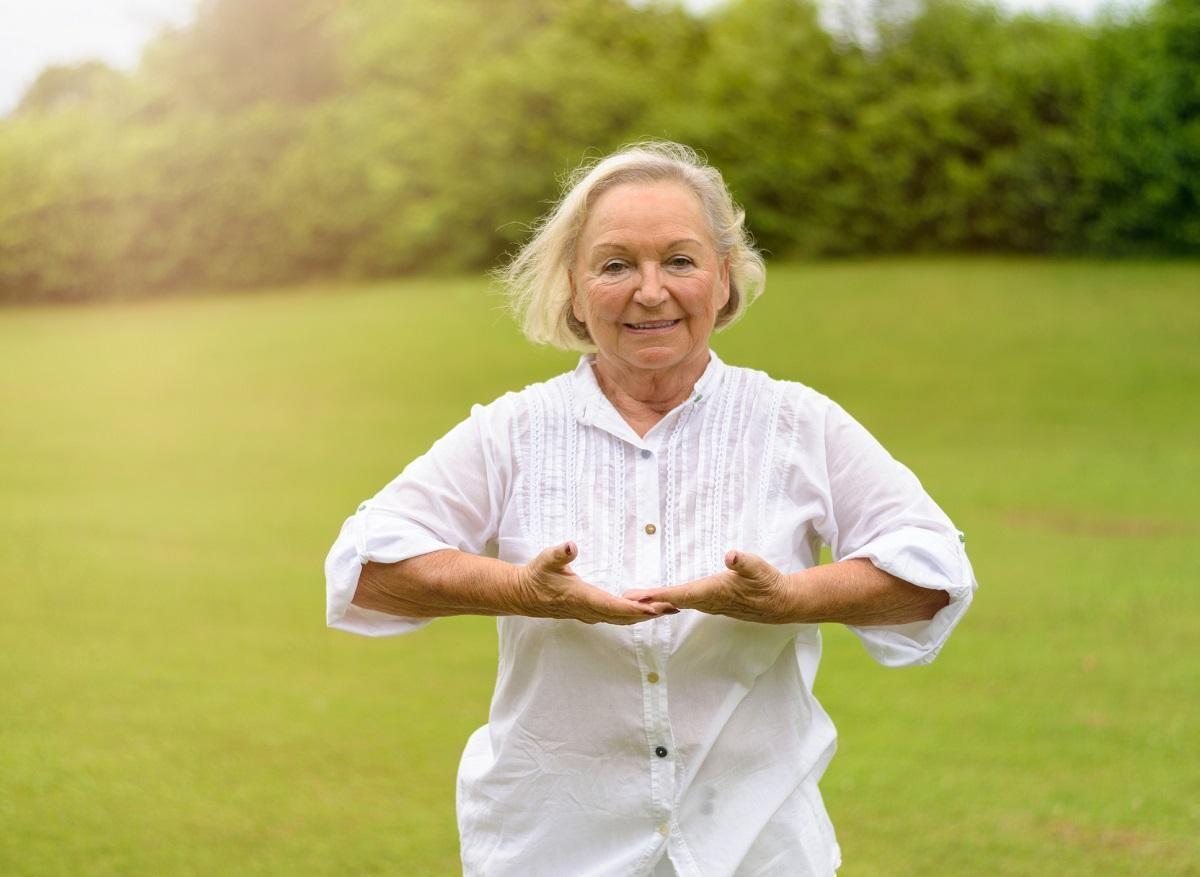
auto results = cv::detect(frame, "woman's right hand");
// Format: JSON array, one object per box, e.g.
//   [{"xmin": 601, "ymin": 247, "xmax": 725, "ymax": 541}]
[{"xmin": 514, "ymin": 542, "xmax": 676, "ymax": 625}]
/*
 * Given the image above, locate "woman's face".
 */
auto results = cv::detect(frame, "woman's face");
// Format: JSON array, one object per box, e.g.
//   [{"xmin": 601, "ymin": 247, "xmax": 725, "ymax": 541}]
[{"xmin": 571, "ymin": 181, "xmax": 730, "ymax": 378}]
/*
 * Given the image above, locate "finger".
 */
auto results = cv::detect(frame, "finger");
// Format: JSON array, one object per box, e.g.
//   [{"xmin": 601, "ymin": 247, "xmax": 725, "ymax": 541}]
[
  {"xmin": 588, "ymin": 590, "xmax": 662, "ymax": 619},
  {"xmin": 616, "ymin": 604, "xmax": 680, "ymax": 623},
  {"xmin": 725, "ymin": 549, "xmax": 771, "ymax": 580},
  {"xmin": 641, "ymin": 601, "xmax": 679, "ymax": 614},
  {"xmin": 622, "ymin": 584, "xmax": 693, "ymax": 607},
  {"xmin": 612, "ymin": 597, "xmax": 681, "ymax": 615},
  {"xmin": 533, "ymin": 540, "xmax": 577, "ymax": 572}
]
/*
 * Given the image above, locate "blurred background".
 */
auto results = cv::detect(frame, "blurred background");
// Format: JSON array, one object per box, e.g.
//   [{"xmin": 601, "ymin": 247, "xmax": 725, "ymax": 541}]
[
  {"xmin": 1, "ymin": 1, "xmax": 1197, "ymax": 875},
  {"xmin": 0, "ymin": 0, "xmax": 1196, "ymax": 302}
]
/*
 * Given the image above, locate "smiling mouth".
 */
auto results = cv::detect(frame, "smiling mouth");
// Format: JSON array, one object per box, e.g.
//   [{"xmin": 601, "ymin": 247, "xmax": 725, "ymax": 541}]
[{"xmin": 624, "ymin": 319, "xmax": 681, "ymax": 330}]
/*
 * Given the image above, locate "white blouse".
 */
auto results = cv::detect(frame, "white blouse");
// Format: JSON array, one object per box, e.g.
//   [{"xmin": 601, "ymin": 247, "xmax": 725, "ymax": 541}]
[{"xmin": 325, "ymin": 350, "xmax": 977, "ymax": 876}]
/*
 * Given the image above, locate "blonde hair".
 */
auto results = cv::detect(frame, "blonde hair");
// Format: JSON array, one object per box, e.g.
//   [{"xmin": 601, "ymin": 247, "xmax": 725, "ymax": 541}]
[{"xmin": 497, "ymin": 141, "xmax": 766, "ymax": 352}]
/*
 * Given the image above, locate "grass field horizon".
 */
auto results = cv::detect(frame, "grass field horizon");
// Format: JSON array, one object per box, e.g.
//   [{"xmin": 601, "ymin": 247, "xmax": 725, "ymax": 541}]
[{"xmin": 2, "ymin": 258, "xmax": 1198, "ymax": 875}]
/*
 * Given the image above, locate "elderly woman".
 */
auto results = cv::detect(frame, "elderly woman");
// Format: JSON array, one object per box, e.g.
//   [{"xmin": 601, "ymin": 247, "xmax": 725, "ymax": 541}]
[{"xmin": 325, "ymin": 141, "xmax": 976, "ymax": 876}]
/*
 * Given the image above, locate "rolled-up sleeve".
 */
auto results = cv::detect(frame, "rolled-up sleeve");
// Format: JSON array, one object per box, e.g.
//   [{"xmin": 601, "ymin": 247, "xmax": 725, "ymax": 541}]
[
  {"xmin": 818, "ymin": 400, "xmax": 977, "ymax": 667},
  {"xmin": 325, "ymin": 401, "xmax": 509, "ymax": 637}
]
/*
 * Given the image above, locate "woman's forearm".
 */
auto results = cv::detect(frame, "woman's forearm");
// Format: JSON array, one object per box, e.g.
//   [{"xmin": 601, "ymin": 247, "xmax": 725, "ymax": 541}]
[
  {"xmin": 352, "ymin": 550, "xmax": 524, "ymax": 618},
  {"xmin": 786, "ymin": 558, "xmax": 950, "ymax": 626},
  {"xmin": 353, "ymin": 552, "xmax": 949, "ymax": 625},
  {"xmin": 354, "ymin": 544, "xmax": 672, "ymax": 625}
]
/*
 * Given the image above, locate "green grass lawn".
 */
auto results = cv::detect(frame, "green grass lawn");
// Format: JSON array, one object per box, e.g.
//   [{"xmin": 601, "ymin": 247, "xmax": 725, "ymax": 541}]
[{"xmin": 2, "ymin": 258, "xmax": 1198, "ymax": 875}]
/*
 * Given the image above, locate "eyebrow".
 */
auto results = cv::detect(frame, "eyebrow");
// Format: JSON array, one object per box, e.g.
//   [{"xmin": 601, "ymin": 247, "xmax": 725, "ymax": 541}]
[{"xmin": 589, "ymin": 237, "xmax": 706, "ymax": 253}]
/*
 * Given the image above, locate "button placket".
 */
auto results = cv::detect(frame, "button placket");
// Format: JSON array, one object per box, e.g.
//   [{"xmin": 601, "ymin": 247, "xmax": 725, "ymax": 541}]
[
  {"xmin": 633, "ymin": 441, "xmax": 675, "ymax": 819},
  {"xmin": 634, "ymin": 447, "xmax": 658, "ymax": 585}
]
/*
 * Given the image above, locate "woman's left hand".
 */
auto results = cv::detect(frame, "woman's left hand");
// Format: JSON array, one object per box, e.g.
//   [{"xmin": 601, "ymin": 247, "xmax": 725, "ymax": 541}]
[{"xmin": 623, "ymin": 551, "xmax": 800, "ymax": 624}]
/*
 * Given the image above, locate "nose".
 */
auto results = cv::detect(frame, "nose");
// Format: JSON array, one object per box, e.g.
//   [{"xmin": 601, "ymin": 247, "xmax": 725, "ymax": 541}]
[{"xmin": 633, "ymin": 262, "xmax": 668, "ymax": 308}]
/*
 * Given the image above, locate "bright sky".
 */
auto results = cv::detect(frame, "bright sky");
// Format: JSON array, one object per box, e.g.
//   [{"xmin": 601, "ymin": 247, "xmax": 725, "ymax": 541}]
[{"xmin": 0, "ymin": 0, "xmax": 1143, "ymax": 116}]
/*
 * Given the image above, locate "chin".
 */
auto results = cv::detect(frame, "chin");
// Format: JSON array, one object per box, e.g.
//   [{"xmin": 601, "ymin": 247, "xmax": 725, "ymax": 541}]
[{"xmin": 626, "ymin": 346, "xmax": 687, "ymax": 370}]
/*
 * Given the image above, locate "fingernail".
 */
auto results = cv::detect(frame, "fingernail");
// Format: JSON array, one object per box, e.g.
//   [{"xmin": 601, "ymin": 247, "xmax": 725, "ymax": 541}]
[
  {"xmin": 637, "ymin": 596, "xmax": 654, "ymax": 603},
  {"xmin": 729, "ymin": 552, "xmax": 740, "ymax": 565},
  {"xmin": 665, "ymin": 608, "xmax": 681, "ymax": 615},
  {"xmin": 564, "ymin": 541, "xmax": 576, "ymax": 556}
]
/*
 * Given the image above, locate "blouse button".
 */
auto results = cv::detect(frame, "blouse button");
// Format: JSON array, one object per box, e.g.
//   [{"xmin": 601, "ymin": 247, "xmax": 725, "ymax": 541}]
[
  {"xmin": 654, "ymin": 745, "xmax": 669, "ymax": 758},
  {"xmin": 646, "ymin": 672, "xmax": 660, "ymax": 684},
  {"xmin": 640, "ymin": 449, "xmax": 652, "ymax": 459},
  {"xmin": 644, "ymin": 523, "xmax": 657, "ymax": 535}
]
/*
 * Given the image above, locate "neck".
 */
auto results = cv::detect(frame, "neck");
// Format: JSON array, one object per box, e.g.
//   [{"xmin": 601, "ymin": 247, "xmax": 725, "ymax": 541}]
[{"xmin": 592, "ymin": 350, "xmax": 710, "ymax": 437}]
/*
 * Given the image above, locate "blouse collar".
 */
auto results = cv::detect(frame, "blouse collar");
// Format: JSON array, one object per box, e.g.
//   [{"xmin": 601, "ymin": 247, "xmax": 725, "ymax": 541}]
[{"xmin": 571, "ymin": 349, "xmax": 727, "ymax": 447}]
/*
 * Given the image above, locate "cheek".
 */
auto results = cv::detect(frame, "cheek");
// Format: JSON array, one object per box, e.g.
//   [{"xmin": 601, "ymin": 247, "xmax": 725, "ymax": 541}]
[
  {"xmin": 685, "ymin": 284, "xmax": 724, "ymax": 321},
  {"xmin": 581, "ymin": 285, "xmax": 626, "ymax": 322}
]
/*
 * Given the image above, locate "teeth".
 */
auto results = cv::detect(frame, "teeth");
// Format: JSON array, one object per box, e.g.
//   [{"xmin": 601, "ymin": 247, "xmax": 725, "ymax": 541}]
[{"xmin": 630, "ymin": 320, "xmax": 678, "ymax": 329}]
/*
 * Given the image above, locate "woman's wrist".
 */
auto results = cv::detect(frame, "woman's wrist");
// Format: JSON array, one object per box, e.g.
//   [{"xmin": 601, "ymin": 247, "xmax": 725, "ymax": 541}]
[
  {"xmin": 778, "ymin": 570, "xmax": 819, "ymax": 624},
  {"xmin": 499, "ymin": 561, "xmax": 538, "ymax": 617}
]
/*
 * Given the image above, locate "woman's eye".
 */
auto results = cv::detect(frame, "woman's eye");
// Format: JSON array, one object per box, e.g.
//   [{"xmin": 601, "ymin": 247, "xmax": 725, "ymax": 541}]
[
  {"xmin": 668, "ymin": 256, "xmax": 694, "ymax": 268},
  {"xmin": 601, "ymin": 261, "xmax": 627, "ymax": 273}
]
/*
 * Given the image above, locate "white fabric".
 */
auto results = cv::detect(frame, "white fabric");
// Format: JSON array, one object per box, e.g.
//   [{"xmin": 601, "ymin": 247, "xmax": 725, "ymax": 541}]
[{"xmin": 325, "ymin": 350, "xmax": 977, "ymax": 876}]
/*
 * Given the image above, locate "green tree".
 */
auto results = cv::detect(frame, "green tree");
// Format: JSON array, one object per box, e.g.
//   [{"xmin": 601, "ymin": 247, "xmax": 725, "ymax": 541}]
[
  {"xmin": 671, "ymin": 0, "xmax": 858, "ymax": 255},
  {"xmin": 14, "ymin": 61, "xmax": 125, "ymax": 117},
  {"xmin": 134, "ymin": 0, "xmax": 344, "ymax": 117},
  {"xmin": 317, "ymin": 0, "xmax": 701, "ymax": 275},
  {"xmin": 845, "ymin": 0, "xmax": 1090, "ymax": 251},
  {"xmin": 1070, "ymin": 0, "xmax": 1200, "ymax": 252},
  {"xmin": 1, "ymin": 0, "xmax": 1194, "ymax": 304}
]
